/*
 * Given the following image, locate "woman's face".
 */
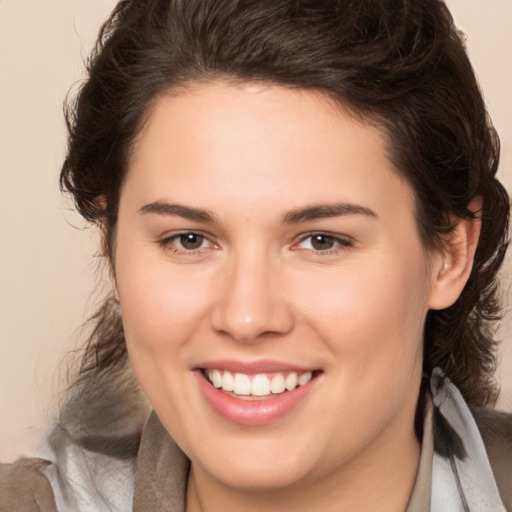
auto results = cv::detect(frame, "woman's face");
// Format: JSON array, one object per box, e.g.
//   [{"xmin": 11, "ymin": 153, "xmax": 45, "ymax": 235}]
[{"xmin": 115, "ymin": 82, "xmax": 440, "ymax": 492}]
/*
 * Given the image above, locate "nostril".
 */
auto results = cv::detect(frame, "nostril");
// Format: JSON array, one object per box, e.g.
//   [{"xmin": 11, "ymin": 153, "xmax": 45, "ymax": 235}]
[{"xmin": 210, "ymin": 306, "xmax": 295, "ymax": 343}]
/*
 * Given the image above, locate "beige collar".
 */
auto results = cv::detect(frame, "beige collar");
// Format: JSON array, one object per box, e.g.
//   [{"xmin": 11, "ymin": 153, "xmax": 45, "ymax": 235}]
[
  {"xmin": 133, "ymin": 412, "xmax": 189, "ymax": 511},
  {"xmin": 405, "ymin": 397, "xmax": 433, "ymax": 512}
]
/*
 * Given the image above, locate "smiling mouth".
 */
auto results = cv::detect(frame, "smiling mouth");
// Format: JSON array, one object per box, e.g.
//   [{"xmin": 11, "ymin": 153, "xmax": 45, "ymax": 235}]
[{"xmin": 201, "ymin": 369, "xmax": 322, "ymax": 400}]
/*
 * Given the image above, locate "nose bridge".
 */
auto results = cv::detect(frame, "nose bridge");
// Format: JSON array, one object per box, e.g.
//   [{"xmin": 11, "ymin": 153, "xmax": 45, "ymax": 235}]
[{"xmin": 210, "ymin": 246, "xmax": 293, "ymax": 342}]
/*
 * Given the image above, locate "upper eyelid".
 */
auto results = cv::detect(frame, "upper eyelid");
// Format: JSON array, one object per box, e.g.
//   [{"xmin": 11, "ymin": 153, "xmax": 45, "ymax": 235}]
[
  {"xmin": 159, "ymin": 229, "xmax": 213, "ymax": 241},
  {"xmin": 295, "ymin": 231, "xmax": 353, "ymax": 244},
  {"xmin": 158, "ymin": 230, "xmax": 215, "ymax": 249},
  {"xmin": 290, "ymin": 233, "xmax": 354, "ymax": 254}
]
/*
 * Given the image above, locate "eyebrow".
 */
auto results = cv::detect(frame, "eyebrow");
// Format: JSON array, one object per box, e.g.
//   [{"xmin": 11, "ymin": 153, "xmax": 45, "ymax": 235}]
[
  {"xmin": 282, "ymin": 203, "xmax": 378, "ymax": 224},
  {"xmin": 139, "ymin": 200, "xmax": 377, "ymax": 224},
  {"xmin": 139, "ymin": 201, "xmax": 217, "ymax": 223}
]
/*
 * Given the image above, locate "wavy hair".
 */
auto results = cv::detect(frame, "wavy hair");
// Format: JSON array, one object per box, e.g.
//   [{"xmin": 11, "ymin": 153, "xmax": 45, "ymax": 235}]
[{"xmin": 61, "ymin": 0, "xmax": 510, "ymax": 406}]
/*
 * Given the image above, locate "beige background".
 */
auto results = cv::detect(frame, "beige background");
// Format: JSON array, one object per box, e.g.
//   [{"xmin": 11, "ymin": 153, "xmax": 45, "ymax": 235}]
[{"xmin": 1, "ymin": 0, "xmax": 511, "ymax": 462}]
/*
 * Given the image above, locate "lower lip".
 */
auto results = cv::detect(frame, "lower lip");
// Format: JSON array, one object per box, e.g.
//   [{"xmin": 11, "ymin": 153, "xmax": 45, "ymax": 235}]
[{"xmin": 195, "ymin": 371, "xmax": 317, "ymax": 426}]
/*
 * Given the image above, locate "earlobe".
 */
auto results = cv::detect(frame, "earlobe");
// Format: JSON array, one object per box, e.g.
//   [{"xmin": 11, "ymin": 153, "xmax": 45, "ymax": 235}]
[
  {"xmin": 94, "ymin": 195, "xmax": 119, "ymax": 298},
  {"xmin": 428, "ymin": 197, "xmax": 482, "ymax": 310},
  {"xmin": 93, "ymin": 195, "xmax": 109, "ymax": 253},
  {"xmin": 94, "ymin": 194, "xmax": 108, "ymax": 212}
]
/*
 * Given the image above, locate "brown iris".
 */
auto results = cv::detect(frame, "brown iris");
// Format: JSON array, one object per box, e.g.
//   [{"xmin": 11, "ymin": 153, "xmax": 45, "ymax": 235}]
[
  {"xmin": 311, "ymin": 234, "xmax": 336, "ymax": 251},
  {"xmin": 180, "ymin": 233, "xmax": 204, "ymax": 250}
]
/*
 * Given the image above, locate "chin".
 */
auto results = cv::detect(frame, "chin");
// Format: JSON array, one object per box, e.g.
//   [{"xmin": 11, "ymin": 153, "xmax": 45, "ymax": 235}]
[
  {"xmin": 204, "ymin": 458, "xmax": 311, "ymax": 492},
  {"xmin": 190, "ymin": 433, "xmax": 321, "ymax": 491}
]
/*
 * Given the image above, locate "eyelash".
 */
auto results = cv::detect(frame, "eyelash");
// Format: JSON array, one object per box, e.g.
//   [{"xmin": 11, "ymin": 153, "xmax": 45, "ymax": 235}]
[
  {"xmin": 293, "ymin": 232, "xmax": 353, "ymax": 255},
  {"xmin": 158, "ymin": 231, "xmax": 215, "ymax": 254},
  {"xmin": 158, "ymin": 230, "xmax": 353, "ymax": 256}
]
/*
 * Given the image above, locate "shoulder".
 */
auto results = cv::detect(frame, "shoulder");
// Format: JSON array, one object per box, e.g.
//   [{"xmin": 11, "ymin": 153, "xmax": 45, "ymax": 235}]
[
  {"xmin": 473, "ymin": 406, "xmax": 512, "ymax": 511},
  {"xmin": 473, "ymin": 406, "xmax": 512, "ymax": 470},
  {"xmin": 0, "ymin": 457, "xmax": 57, "ymax": 512}
]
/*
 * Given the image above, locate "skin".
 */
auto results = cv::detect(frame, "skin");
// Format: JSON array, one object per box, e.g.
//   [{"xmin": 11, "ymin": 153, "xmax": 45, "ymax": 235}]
[{"xmin": 113, "ymin": 82, "xmax": 479, "ymax": 511}]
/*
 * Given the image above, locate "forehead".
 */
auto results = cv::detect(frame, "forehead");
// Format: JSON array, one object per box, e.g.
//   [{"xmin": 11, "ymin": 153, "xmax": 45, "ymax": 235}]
[{"xmin": 124, "ymin": 81, "xmax": 414, "ymax": 222}]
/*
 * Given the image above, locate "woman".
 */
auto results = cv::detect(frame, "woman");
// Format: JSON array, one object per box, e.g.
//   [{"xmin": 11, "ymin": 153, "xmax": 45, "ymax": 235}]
[{"xmin": 1, "ymin": 0, "xmax": 511, "ymax": 511}]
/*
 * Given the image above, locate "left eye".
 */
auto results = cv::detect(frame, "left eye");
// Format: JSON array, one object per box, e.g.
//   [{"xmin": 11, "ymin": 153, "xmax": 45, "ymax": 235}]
[
  {"xmin": 178, "ymin": 233, "xmax": 206, "ymax": 250},
  {"xmin": 296, "ymin": 233, "xmax": 349, "ymax": 251}
]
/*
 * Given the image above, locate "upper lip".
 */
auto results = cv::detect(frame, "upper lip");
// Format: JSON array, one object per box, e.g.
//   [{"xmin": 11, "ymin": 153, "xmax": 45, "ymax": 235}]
[{"xmin": 196, "ymin": 359, "xmax": 319, "ymax": 374}]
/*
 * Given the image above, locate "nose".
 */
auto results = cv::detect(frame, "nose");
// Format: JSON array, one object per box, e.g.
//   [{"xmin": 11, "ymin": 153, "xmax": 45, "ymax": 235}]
[{"xmin": 209, "ymin": 252, "xmax": 294, "ymax": 343}]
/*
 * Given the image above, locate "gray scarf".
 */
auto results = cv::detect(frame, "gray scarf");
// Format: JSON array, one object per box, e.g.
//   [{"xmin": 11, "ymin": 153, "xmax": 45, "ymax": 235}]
[{"xmin": 430, "ymin": 368, "xmax": 506, "ymax": 511}]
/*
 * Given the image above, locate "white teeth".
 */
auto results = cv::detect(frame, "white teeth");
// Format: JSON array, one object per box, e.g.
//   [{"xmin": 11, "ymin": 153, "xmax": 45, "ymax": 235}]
[
  {"xmin": 206, "ymin": 369, "xmax": 314, "ymax": 397},
  {"xmin": 211, "ymin": 370, "xmax": 222, "ymax": 388},
  {"xmin": 298, "ymin": 371, "xmax": 312, "ymax": 386},
  {"xmin": 222, "ymin": 371, "xmax": 234, "ymax": 392},
  {"xmin": 270, "ymin": 374, "xmax": 286, "ymax": 394},
  {"xmin": 285, "ymin": 373, "xmax": 298, "ymax": 391},
  {"xmin": 233, "ymin": 373, "xmax": 251, "ymax": 395},
  {"xmin": 251, "ymin": 374, "xmax": 271, "ymax": 396}
]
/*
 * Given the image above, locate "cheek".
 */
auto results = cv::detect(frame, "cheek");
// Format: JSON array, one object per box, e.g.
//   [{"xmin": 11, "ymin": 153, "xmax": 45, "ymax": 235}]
[
  {"xmin": 291, "ymin": 252, "xmax": 430, "ymax": 371},
  {"xmin": 114, "ymin": 250, "xmax": 216, "ymax": 417},
  {"xmin": 115, "ymin": 250, "xmax": 215, "ymax": 353},
  {"xmin": 292, "ymin": 257, "xmax": 429, "ymax": 437}
]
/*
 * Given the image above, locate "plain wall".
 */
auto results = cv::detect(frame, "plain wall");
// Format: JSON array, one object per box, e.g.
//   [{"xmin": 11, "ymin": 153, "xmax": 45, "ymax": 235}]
[{"xmin": 1, "ymin": 0, "xmax": 511, "ymax": 462}]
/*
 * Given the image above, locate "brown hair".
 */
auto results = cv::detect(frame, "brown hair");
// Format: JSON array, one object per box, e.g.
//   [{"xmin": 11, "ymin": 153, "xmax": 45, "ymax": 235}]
[{"xmin": 61, "ymin": 0, "xmax": 510, "ymax": 406}]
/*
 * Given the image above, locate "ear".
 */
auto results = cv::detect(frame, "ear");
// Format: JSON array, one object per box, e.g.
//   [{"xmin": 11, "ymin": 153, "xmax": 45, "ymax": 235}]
[
  {"xmin": 428, "ymin": 197, "xmax": 482, "ymax": 310},
  {"xmin": 94, "ymin": 195, "xmax": 119, "ymax": 297},
  {"xmin": 94, "ymin": 195, "xmax": 110, "ymax": 255}
]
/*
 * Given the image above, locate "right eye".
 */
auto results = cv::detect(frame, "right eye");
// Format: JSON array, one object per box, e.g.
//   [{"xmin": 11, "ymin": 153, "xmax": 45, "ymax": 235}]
[
  {"xmin": 159, "ymin": 231, "xmax": 215, "ymax": 253},
  {"xmin": 176, "ymin": 233, "xmax": 207, "ymax": 250}
]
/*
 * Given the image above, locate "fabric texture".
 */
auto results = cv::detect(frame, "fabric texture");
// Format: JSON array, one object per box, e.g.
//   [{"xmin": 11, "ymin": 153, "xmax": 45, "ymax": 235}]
[
  {"xmin": 132, "ymin": 412, "xmax": 189, "ymax": 511},
  {"xmin": 404, "ymin": 397, "xmax": 434, "ymax": 512},
  {"xmin": 473, "ymin": 405, "xmax": 512, "ymax": 511},
  {"xmin": 1, "ymin": 368, "xmax": 511, "ymax": 511},
  {"xmin": 0, "ymin": 458, "xmax": 57, "ymax": 512},
  {"xmin": 430, "ymin": 368, "xmax": 507, "ymax": 512}
]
